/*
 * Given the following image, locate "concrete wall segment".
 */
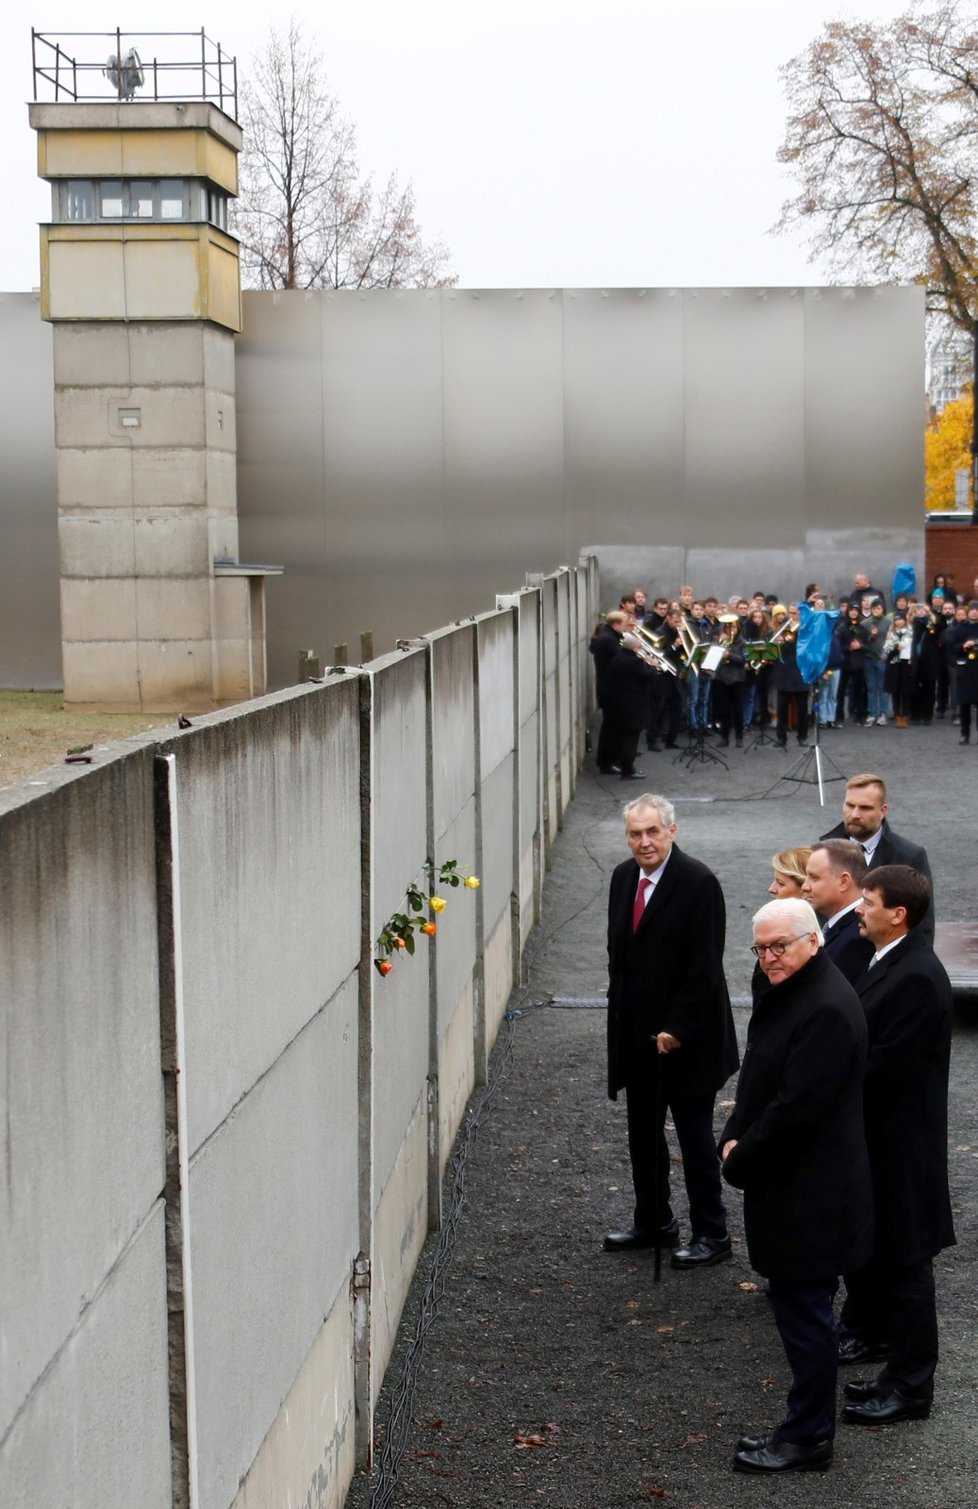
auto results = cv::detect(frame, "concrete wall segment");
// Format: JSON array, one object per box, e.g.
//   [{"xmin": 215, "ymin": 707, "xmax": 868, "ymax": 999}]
[
  {"xmin": 155, "ymin": 677, "xmax": 362, "ymax": 1152},
  {"xmin": 230, "ymin": 1291, "xmax": 355, "ymax": 1509},
  {"xmin": 188, "ymin": 985, "xmax": 359, "ymax": 1509},
  {"xmin": 433, "ymin": 801, "xmax": 479, "ymax": 1035},
  {"xmin": 0, "ymin": 1204, "xmax": 172, "ymax": 1509},
  {"xmin": 477, "ymin": 611, "xmax": 516, "ymax": 778},
  {"xmin": 427, "ymin": 624, "xmax": 477, "ymax": 842},
  {"xmin": 0, "ymin": 749, "xmax": 164, "ymax": 1442}
]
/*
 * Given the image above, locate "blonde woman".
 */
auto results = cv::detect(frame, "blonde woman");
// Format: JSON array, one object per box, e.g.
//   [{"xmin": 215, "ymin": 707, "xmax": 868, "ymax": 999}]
[{"xmin": 768, "ymin": 847, "xmax": 813, "ymax": 899}]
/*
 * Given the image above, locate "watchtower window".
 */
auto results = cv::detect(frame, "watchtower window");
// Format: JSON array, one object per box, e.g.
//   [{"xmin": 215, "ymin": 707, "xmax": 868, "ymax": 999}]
[{"xmin": 50, "ymin": 178, "xmax": 228, "ymax": 227}]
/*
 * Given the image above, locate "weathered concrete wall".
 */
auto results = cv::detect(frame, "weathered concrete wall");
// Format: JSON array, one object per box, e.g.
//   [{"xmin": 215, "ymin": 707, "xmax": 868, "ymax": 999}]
[
  {"xmin": 0, "ymin": 753, "xmax": 171, "ymax": 1509},
  {"xmin": 0, "ymin": 561, "xmax": 597, "ymax": 1509}
]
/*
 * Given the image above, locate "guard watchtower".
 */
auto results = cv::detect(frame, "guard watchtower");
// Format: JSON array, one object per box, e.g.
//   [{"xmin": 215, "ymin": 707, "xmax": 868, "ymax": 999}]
[{"xmin": 29, "ymin": 29, "xmax": 279, "ymax": 711}]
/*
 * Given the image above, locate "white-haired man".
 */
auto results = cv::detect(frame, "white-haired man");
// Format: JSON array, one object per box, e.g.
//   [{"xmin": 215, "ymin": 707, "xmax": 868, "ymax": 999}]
[
  {"xmin": 721, "ymin": 899, "xmax": 873, "ymax": 1474},
  {"xmin": 604, "ymin": 795, "xmax": 739, "ymax": 1266}
]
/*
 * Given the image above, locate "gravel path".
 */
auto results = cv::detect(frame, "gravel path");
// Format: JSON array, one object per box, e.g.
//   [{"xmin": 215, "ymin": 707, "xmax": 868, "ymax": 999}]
[{"xmin": 349, "ymin": 725, "xmax": 978, "ymax": 1508}]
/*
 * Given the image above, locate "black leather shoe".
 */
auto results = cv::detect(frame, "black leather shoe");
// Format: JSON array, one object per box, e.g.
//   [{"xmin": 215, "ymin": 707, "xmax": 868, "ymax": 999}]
[
  {"xmin": 603, "ymin": 1223, "xmax": 680, "ymax": 1253},
  {"xmin": 735, "ymin": 1433, "xmax": 769, "ymax": 1452},
  {"xmin": 597, "ymin": 765, "xmax": 621, "ymax": 774},
  {"xmin": 842, "ymin": 1389, "xmax": 930, "ymax": 1426},
  {"xmin": 837, "ymin": 1333, "xmax": 889, "ymax": 1366},
  {"xmin": 843, "ymin": 1378, "xmax": 883, "ymax": 1402},
  {"xmin": 732, "ymin": 1438, "xmax": 832, "ymax": 1473},
  {"xmin": 620, "ymin": 769, "xmax": 646, "ymax": 780},
  {"xmin": 671, "ymin": 1236, "xmax": 732, "ymax": 1268}
]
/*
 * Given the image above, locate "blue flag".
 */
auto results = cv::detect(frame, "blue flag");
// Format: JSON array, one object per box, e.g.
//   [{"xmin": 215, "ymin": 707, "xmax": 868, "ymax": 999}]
[{"xmin": 797, "ymin": 602, "xmax": 839, "ymax": 684}]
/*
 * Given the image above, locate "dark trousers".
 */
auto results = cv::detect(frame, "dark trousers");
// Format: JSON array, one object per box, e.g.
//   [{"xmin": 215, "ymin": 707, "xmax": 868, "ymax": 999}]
[
  {"xmin": 597, "ymin": 709, "xmax": 640, "ymax": 774},
  {"xmin": 776, "ymin": 690, "xmax": 809, "ymax": 743},
  {"xmin": 713, "ymin": 680, "xmax": 744, "ymax": 739},
  {"xmin": 768, "ymin": 1278, "xmax": 838, "ymax": 1443},
  {"xmin": 624, "ymin": 1076, "xmax": 727, "ymax": 1239},
  {"xmin": 841, "ymin": 1257, "xmax": 938, "ymax": 1400},
  {"xmin": 652, "ymin": 679, "xmax": 682, "ymax": 745}
]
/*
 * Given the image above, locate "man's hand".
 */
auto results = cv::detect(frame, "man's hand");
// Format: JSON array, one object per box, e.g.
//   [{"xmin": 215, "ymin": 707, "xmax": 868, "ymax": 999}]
[
  {"xmin": 722, "ymin": 1139, "xmax": 738, "ymax": 1160},
  {"xmin": 656, "ymin": 1032, "xmax": 681, "ymax": 1054}
]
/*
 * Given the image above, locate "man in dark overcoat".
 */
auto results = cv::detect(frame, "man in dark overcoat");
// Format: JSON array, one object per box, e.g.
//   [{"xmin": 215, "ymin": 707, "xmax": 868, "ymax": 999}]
[
  {"xmin": 590, "ymin": 611, "xmax": 627, "ymax": 774},
  {"xmin": 802, "ymin": 841, "xmax": 874, "ymax": 986},
  {"xmin": 839, "ymin": 866, "xmax": 955, "ymax": 1424},
  {"xmin": 604, "ymin": 795, "xmax": 739, "ymax": 1266},
  {"xmin": 820, "ymin": 772, "xmax": 934, "ymax": 944},
  {"xmin": 721, "ymin": 898, "xmax": 873, "ymax": 1474}
]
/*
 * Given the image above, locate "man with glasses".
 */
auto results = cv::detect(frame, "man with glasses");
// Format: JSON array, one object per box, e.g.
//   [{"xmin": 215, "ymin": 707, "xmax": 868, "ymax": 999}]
[
  {"xmin": 604, "ymin": 795, "xmax": 739, "ymax": 1267},
  {"xmin": 721, "ymin": 899, "xmax": 872, "ymax": 1474}
]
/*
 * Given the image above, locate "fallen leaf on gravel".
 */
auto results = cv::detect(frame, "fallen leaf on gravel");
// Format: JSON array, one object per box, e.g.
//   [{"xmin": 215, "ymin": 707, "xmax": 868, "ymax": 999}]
[
  {"xmin": 737, "ymin": 1281, "xmax": 759, "ymax": 1291},
  {"xmin": 644, "ymin": 1489, "xmax": 669, "ymax": 1499},
  {"xmin": 514, "ymin": 1434, "xmax": 550, "ymax": 1449},
  {"xmin": 626, "ymin": 1299, "xmax": 641, "ymax": 1309},
  {"xmin": 656, "ymin": 1325, "xmax": 674, "ymax": 1334},
  {"xmin": 760, "ymin": 1377, "xmax": 776, "ymax": 1386},
  {"xmin": 682, "ymin": 1433, "xmax": 707, "ymax": 1447}
]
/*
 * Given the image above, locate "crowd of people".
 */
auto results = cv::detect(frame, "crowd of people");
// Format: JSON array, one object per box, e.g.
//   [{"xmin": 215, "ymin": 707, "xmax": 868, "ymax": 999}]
[
  {"xmin": 589, "ymin": 571, "xmax": 978, "ymax": 776},
  {"xmin": 602, "ymin": 775, "xmax": 953, "ymax": 1475}
]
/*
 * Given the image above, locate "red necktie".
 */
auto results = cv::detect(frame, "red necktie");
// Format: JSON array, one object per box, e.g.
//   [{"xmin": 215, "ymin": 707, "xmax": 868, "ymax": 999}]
[{"xmin": 632, "ymin": 876, "xmax": 651, "ymax": 933}]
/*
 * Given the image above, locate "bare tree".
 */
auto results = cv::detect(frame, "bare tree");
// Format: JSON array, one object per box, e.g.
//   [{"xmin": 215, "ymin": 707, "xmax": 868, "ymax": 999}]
[
  {"xmin": 776, "ymin": 2, "xmax": 978, "ymax": 331},
  {"xmin": 233, "ymin": 21, "xmax": 455, "ymax": 291}
]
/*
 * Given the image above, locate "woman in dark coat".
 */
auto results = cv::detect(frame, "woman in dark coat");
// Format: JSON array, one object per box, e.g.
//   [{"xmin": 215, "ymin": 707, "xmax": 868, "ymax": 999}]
[
  {"xmin": 839, "ymin": 603, "xmax": 870, "ymax": 724},
  {"xmin": 721, "ymin": 899, "xmax": 873, "ymax": 1473},
  {"xmin": 712, "ymin": 621, "xmax": 747, "ymax": 746}
]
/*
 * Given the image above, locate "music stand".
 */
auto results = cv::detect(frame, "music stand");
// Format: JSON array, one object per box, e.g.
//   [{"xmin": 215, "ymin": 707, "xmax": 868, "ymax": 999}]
[
  {"xmin": 742, "ymin": 719, "xmax": 781, "ymax": 754},
  {"xmin": 674, "ymin": 720, "xmax": 728, "ymax": 770}
]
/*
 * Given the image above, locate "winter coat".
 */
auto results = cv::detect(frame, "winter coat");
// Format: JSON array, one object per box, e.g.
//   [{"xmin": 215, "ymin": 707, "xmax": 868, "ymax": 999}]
[{"xmin": 720, "ymin": 950, "xmax": 874, "ymax": 1281}]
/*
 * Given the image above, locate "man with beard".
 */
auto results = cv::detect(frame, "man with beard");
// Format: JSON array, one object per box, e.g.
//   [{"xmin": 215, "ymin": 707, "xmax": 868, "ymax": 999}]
[
  {"xmin": 839, "ymin": 867, "xmax": 954, "ymax": 1424},
  {"xmin": 820, "ymin": 773, "xmax": 933, "ymax": 944}
]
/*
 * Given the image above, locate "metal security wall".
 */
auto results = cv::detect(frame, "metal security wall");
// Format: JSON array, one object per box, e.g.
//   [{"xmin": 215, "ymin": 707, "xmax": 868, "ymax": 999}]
[
  {"xmin": 234, "ymin": 287, "xmax": 923, "ymax": 688},
  {"xmin": 0, "ymin": 285, "xmax": 924, "ymax": 691},
  {"xmin": 0, "ymin": 293, "xmax": 60, "ymax": 687}
]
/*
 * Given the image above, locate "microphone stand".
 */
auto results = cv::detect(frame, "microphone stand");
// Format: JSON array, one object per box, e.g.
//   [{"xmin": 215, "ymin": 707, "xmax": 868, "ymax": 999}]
[{"xmin": 761, "ymin": 682, "xmax": 846, "ymax": 805}]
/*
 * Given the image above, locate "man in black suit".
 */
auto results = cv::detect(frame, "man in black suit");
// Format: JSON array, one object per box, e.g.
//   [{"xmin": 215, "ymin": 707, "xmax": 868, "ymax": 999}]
[
  {"xmin": 722, "ymin": 898, "xmax": 873, "ymax": 1474},
  {"xmin": 604, "ymin": 795, "xmax": 739, "ymax": 1266},
  {"xmin": 820, "ymin": 772, "xmax": 934, "ymax": 943},
  {"xmin": 802, "ymin": 841, "xmax": 874, "ymax": 985},
  {"xmin": 839, "ymin": 866, "xmax": 955, "ymax": 1425}
]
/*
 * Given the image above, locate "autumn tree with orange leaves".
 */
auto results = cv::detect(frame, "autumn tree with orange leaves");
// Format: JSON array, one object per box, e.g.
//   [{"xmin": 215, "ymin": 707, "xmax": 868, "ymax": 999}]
[{"xmin": 926, "ymin": 385, "xmax": 973, "ymax": 508}]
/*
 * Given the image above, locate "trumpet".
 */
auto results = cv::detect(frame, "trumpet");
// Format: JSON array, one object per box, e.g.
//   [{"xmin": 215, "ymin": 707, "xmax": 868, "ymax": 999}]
[
  {"xmin": 769, "ymin": 616, "xmax": 796, "ymax": 644},
  {"xmin": 622, "ymin": 626, "xmax": 679, "ymax": 676}
]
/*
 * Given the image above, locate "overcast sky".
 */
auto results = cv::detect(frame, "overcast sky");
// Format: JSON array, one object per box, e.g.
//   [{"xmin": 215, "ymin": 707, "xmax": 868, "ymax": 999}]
[{"xmin": 1, "ymin": 0, "xmax": 914, "ymax": 292}]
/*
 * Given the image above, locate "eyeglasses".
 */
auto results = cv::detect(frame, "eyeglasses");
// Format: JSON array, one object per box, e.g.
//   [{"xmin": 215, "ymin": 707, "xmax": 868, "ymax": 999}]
[{"xmin": 750, "ymin": 933, "xmax": 812, "ymax": 959}]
